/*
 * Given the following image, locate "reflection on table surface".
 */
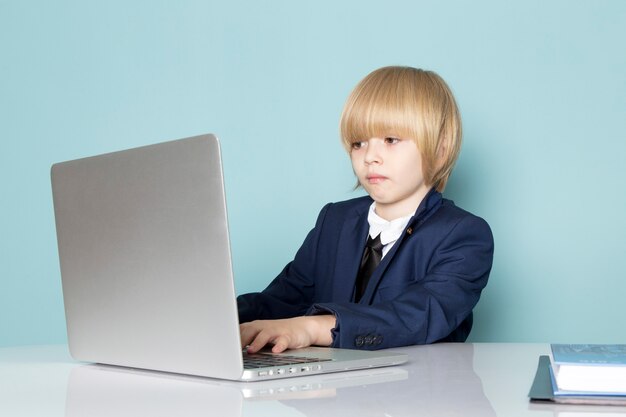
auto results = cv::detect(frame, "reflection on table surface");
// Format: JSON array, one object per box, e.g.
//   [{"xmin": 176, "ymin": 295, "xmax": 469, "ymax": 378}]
[
  {"xmin": 63, "ymin": 343, "xmax": 494, "ymax": 417},
  {"xmin": 66, "ymin": 363, "xmax": 408, "ymax": 416},
  {"xmin": 5, "ymin": 343, "xmax": 625, "ymax": 416}
]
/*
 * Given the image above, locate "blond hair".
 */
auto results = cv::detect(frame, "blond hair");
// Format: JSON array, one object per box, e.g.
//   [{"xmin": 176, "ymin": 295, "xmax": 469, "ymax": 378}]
[{"xmin": 340, "ymin": 66, "xmax": 462, "ymax": 192}]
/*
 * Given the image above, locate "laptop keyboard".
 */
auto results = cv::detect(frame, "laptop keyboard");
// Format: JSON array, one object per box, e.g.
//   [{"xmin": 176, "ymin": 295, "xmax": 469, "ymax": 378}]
[{"xmin": 243, "ymin": 352, "xmax": 331, "ymax": 369}]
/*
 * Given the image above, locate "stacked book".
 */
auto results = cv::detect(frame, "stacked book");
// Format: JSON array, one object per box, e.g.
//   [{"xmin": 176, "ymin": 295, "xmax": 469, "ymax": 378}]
[{"xmin": 529, "ymin": 344, "xmax": 626, "ymax": 405}]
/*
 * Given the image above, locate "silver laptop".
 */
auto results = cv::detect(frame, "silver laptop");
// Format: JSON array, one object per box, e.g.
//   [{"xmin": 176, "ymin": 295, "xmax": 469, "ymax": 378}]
[{"xmin": 51, "ymin": 133, "xmax": 407, "ymax": 381}]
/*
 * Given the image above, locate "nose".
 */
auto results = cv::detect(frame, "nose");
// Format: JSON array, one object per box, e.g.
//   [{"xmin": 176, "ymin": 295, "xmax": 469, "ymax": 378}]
[{"xmin": 364, "ymin": 139, "xmax": 382, "ymax": 165}]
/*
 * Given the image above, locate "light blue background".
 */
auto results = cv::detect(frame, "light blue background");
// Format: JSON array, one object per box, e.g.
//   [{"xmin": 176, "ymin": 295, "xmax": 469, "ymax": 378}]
[{"xmin": 1, "ymin": 0, "xmax": 625, "ymax": 347}]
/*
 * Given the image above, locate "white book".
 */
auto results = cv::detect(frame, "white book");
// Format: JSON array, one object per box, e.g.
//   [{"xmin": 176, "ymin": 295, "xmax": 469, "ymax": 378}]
[{"xmin": 551, "ymin": 344, "xmax": 626, "ymax": 394}]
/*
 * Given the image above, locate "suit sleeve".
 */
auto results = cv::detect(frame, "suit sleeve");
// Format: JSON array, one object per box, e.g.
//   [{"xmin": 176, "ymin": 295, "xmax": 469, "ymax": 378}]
[
  {"xmin": 237, "ymin": 203, "xmax": 332, "ymax": 323},
  {"xmin": 307, "ymin": 214, "xmax": 494, "ymax": 349}
]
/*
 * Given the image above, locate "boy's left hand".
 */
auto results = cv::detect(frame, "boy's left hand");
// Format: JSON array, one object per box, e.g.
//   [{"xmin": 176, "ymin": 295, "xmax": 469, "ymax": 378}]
[{"xmin": 240, "ymin": 315, "xmax": 335, "ymax": 354}]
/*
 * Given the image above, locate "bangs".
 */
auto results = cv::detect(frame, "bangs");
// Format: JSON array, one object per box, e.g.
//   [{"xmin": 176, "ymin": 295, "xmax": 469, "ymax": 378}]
[
  {"xmin": 341, "ymin": 97, "xmax": 420, "ymax": 145},
  {"xmin": 340, "ymin": 67, "xmax": 424, "ymax": 148}
]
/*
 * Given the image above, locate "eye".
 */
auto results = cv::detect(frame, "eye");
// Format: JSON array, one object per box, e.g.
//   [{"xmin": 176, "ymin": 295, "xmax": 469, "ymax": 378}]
[
  {"xmin": 384, "ymin": 137, "xmax": 400, "ymax": 144},
  {"xmin": 351, "ymin": 141, "xmax": 364, "ymax": 150}
]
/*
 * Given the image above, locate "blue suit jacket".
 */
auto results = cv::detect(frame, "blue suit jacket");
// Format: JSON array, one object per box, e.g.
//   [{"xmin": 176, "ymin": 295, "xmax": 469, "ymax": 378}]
[{"xmin": 238, "ymin": 189, "xmax": 494, "ymax": 350}]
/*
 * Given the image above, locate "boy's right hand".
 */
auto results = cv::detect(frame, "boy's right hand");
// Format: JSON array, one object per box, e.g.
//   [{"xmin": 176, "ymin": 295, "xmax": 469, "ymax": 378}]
[{"xmin": 240, "ymin": 315, "xmax": 335, "ymax": 354}]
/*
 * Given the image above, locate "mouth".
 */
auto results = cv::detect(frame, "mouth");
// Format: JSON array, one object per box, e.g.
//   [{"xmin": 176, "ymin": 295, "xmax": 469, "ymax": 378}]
[{"xmin": 366, "ymin": 174, "xmax": 387, "ymax": 184}]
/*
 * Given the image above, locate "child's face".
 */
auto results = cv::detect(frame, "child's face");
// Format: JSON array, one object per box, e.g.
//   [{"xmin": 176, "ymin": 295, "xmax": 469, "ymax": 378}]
[{"xmin": 350, "ymin": 136, "xmax": 430, "ymax": 220}]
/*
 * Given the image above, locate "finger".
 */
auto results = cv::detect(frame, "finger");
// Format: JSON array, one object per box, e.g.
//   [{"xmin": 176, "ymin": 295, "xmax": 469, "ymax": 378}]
[
  {"xmin": 239, "ymin": 324, "xmax": 258, "ymax": 348},
  {"xmin": 271, "ymin": 336, "xmax": 290, "ymax": 353},
  {"xmin": 247, "ymin": 330, "xmax": 274, "ymax": 354}
]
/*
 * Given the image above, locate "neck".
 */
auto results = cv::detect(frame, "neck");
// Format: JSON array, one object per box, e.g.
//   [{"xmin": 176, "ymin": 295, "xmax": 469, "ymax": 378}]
[{"xmin": 374, "ymin": 187, "xmax": 431, "ymax": 221}]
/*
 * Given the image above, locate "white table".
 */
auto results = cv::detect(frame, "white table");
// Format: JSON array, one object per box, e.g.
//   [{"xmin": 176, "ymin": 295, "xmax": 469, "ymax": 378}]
[{"xmin": 2, "ymin": 343, "xmax": 625, "ymax": 416}]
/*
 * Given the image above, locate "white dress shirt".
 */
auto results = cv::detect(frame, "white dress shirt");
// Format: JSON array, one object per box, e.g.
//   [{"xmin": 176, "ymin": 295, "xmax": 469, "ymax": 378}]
[{"xmin": 366, "ymin": 202, "xmax": 413, "ymax": 258}]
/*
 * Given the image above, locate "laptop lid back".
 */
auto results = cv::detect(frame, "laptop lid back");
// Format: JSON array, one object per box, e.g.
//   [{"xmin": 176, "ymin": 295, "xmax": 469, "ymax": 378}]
[{"xmin": 51, "ymin": 134, "xmax": 244, "ymax": 379}]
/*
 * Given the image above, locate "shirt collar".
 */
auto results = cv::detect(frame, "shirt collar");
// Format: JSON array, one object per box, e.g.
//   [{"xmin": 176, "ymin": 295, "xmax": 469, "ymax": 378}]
[
  {"xmin": 367, "ymin": 203, "xmax": 413, "ymax": 246},
  {"xmin": 366, "ymin": 187, "xmax": 443, "ymax": 242}
]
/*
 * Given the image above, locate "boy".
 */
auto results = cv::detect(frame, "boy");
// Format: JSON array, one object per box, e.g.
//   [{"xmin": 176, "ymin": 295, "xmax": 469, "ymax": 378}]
[{"xmin": 238, "ymin": 66, "xmax": 494, "ymax": 353}]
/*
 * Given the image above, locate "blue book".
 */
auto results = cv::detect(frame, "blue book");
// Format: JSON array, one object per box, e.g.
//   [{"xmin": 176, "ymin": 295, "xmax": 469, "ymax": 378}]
[{"xmin": 550, "ymin": 344, "xmax": 626, "ymax": 394}]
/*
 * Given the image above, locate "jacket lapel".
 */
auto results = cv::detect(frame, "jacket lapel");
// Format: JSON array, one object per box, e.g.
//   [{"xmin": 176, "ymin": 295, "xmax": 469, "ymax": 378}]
[
  {"xmin": 332, "ymin": 205, "xmax": 370, "ymax": 302},
  {"xmin": 359, "ymin": 189, "xmax": 443, "ymax": 304},
  {"xmin": 358, "ymin": 229, "xmax": 404, "ymax": 304}
]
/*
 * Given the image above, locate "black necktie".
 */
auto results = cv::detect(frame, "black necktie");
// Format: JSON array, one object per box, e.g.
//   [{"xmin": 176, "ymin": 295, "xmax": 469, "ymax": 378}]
[{"xmin": 355, "ymin": 234, "xmax": 384, "ymax": 302}]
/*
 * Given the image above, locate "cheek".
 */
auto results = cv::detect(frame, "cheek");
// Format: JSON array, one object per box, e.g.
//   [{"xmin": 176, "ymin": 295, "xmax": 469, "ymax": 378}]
[
  {"xmin": 400, "ymin": 158, "xmax": 425, "ymax": 184},
  {"xmin": 350, "ymin": 154, "xmax": 361, "ymax": 171}
]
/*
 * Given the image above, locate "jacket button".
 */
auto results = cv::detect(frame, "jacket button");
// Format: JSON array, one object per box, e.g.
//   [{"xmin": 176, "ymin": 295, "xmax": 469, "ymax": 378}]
[
  {"xmin": 355, "ymin": 336, "xmax": 364, "ymax": 347},
  {"xmin": 406, "ymin": 227, "xmax": 413, "ymax": 235}
]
